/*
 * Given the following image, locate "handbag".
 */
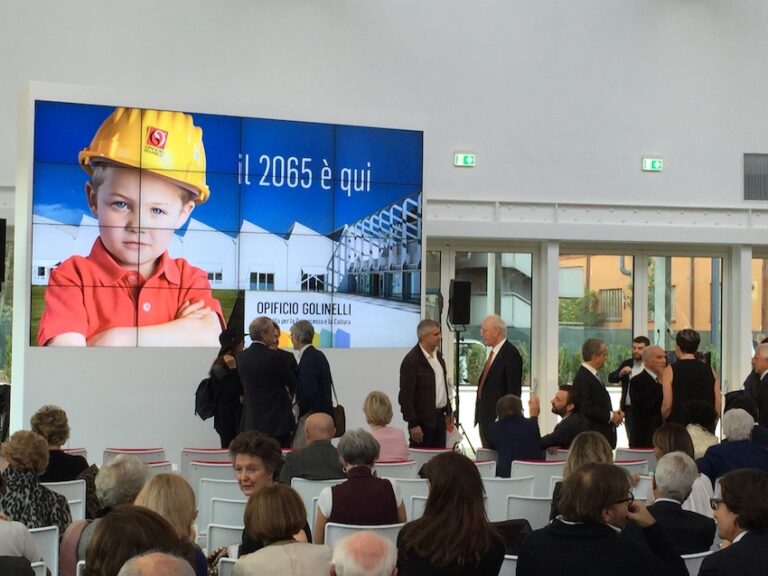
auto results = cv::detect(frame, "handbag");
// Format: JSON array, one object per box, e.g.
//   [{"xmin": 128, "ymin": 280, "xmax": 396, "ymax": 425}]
[{"xmin": 331, "ymin": 380, "xmax": 345, "ymax": 437}]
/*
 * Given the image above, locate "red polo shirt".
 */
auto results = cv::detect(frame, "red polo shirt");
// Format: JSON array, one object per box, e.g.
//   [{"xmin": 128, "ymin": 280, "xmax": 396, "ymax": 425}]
[{"xmin": 38, "ymin": 238, "xmax": 224, "ymax": 346}]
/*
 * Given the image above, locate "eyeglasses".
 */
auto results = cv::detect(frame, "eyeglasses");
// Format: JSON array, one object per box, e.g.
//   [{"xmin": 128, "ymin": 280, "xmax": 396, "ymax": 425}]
[
  {"xmin": 710, "ymin": 498, "xmax": 724, "ymax": 510},
  {"xmin": 614, "ymin": 492, "xmax": 634, "ymax": 506}
]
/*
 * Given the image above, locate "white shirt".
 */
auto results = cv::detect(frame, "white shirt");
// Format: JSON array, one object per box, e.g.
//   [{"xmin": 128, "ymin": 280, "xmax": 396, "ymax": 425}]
[
  {"xmin": 624, "ymin": 361, "xmax": 645, "ymax": 406},
  {"xmin": 420, "ymin": 344, "xmax": 448, "ymax": 409}
]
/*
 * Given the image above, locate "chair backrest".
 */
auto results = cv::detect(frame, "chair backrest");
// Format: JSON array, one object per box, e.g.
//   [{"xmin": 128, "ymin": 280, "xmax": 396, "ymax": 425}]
[
  {"xmin": 207, "ymin": 524, "xmax": 243, "ymax": 551},
  {"xmin": 181, "ymin": 448, "xmax": 231, "ymax": 480},
  {"xmin": 406, "ymin": 448, "xmax": 451, "ymax": 470},
  {"xmin": 324, "ymin": 522, "xmax": 404, "ymax": 550},
  {"xmin": 410, "ymin": 495, "xmax": 428, "ymax": 520},
  {"xmin": 30, "ymin": 525, "xmax": 59, "ymax": 576},
  {"xmin": 147, "ymin": 461, "xmax": 174, "ymax": 476},
  {"xmin": 549, "ymin": 476, "xmax": 562, "ymax": 497},
  {"xmin": 505, "ymin": 495, "xmax": 552, "ymax": 530},
  {"xmin": 63, "ymin": 448, "xmax": 88, "ymax": 459},
  {"xmin": 211, "ymin": 498, "xmax": 247, "ymax": 527},
  {"xmin": 476, "ymin": 448, "xmax": 499, "ymax": 462},
  {"xmin": 189, "ymin": 461, "xmax": 235, "ymax": 500},
  {"xmin": 373, "ymin": 460, "xmax": 418, "ymax": 479},
  {"xmin": 290, "ymin": 477, "xmax": 345, "ymax": 526},
  {"xmin": 218, "ymin": 557, "xmax": 237, "ymax": 576},
  {"xmin": 510, "ymin": 461, "xmax": 565, "ymax": 497},
  {"xmin": 616, "ymin": 448, "xmax": 657, "ymax": 472},
  {"xmin": 198, "ymin": 479, "xmax": 242, "ymax": 537},
  {"xmin": 545, "ymin": 449, "xmax": 569, "ymax": 462},
  {"xmin": 103, "ymin": 447, "xmax": 165, "ymax": 465},
  {"xmin": 390, "ymin": 478, "xmax": 429, "ymax": 521},
  {"xmin": 31, "ymin": 562, "xmax": 46, "ymax": 576},
  {"xmin": 483, "ymin": 477, "xmax": 535, "ymax": 521},
  {"xmin": 633, "ymin": 475, "xmax": 653, "ymax": 501},
  {"xmin": 682, "ymin": 551, "xmax": 713, "ymax": 574},
  {"xmin": 76, "ymin": 560, "xmax": 85, "ymax": 576},
  {"xmin": 68, "ymin": 499, "xmax": 85, "ymax": 521},
  {"xmin": 498, "ymin": 554, "xmax": 518, "ymax": 576},
  {"xmin": 42, "ymin": 479, "xmax": 86, "ymax": 503},
  {"xmin": 614, "ymin": 459, "xmax": 649, "ymax": 476},
  {"xmin": 474, "ymin": 460, "xmax": 496, "ymax": 478}
]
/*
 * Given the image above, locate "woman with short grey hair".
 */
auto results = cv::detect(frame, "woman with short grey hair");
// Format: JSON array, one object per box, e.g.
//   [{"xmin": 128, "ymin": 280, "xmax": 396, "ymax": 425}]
[{"xmin": 314, "ymin": 429, "xmax": 406, "ymax": 544}]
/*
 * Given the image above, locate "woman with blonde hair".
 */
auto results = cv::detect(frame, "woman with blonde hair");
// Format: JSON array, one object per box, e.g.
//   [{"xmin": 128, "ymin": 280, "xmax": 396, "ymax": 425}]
[
  {"xmin": 550, "ymin": 431, "xmax": 613, "ymax": 520},
  {"xmin": 133, "ymin": 473, "xmax": 206, "ymax": 576},
  {"xmin": 363, "ymin": 391, "xmax": 408, "ymax": 461}
]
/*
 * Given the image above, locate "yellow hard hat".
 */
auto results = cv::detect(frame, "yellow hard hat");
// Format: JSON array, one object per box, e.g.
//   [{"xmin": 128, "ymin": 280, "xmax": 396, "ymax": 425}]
[{"xmin": 78, "ymin": 107, "xmax": 210, "ymax": 204}]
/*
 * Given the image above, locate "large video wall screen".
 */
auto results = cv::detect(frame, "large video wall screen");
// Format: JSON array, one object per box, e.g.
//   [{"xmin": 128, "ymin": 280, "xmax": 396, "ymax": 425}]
[{"xmin": 31, "ymin": 102, "xmax": 423, "ymax": 348}]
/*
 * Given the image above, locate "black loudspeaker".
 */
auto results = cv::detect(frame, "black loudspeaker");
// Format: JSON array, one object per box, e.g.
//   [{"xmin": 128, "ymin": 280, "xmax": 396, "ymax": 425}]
[{"xmin": 448, "ymin": 280, "xmax": 471, "ymax": 325}]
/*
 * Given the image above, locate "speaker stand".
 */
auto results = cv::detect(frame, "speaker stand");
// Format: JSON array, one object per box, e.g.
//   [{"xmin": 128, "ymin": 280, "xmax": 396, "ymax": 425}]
[{"xmin": 447, "ymin": 320, "xmax": 475, "ymax": 454}]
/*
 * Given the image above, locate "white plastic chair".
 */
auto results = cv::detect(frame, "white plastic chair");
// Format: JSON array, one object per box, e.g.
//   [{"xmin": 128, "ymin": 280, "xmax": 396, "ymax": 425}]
[
  {"xmin": 615, "ymin": 459, "xmax": 649, "ymax": 476},
  {"xmin": 207, "ymin": 524, "xmax": 243, "ymax": 551},
  {"xmin": 291, "ymin": 477, "xmax": 345, "ymax": 526},
  {"xmin": 474, "ymin": 459, "xmax": 496, "ymax": 478},
  {"xmin": 410, "ymin": 495, "xmax": 428, "ymax": 519},
  {"xmin": 189, "ymin": 461, "xmax": 235, "ymax": 500},
  {"xmin": 505, "ymin": 495, "xmax": 552, "ymax": 529},
  {"xmin": 30, "ymin": 525, "xmax": 59, "ymax": 576},
  {"xmin": 181, "ymin": 448, "xmax": 231, "ymax": 480},
  {"xmin": 510, "ymin": 460, "xmax": 565, "ymax": 497},
  {"xmin": 211, "ymin": 498, "xmax": 247, "ymax": 526},
  {"xmin": 324, "ymin": 522, "xmax": 404, "ymax": 549},
  {"xmin": 374, "ymin": 460, "xmax": 418, "ymax": 479},
  {"xmin": 682, "ymin": 551, "xmax": 713, "ymax": 574},
  {"xmin": 198, "ymin": 479, "xmax": 242, "ymax": 537},
  {"xmin": 147, "ymin": 460, "xmax": 174, "ymax": 476},
  {"xmin": 406, "ymin": 448, "xmax": 451, "ymax": 470},
  {"xmin": 391, "ymin": 478, "xmax": 429, "ymax": 520},
  {"xmin": 68, "ymin": 499, "xmax": 85, "ymax": 521},
  {"xmin": 103, "ymin": 447, "xmax": 165, "ymax": 465},
  {"xmin": 218, "ymin": 557, "xmax": 237, "ymax": 576},
  {"xmin": 483, "ymin": 476, "xmax": 535, "ymax": 521},
  {"xmin": 476, "ymin": 448, "xmax": 499, "ymax": 462},
  {"xmin": 42, "ymin": 479, "xmax": 86, "ymax": 502},
  {"xmin": 616, "ymin": 448, "xmax": 657, "ymax": 472},
  {"xmin": 633, "ymin": 475, "xmax": 653, "ymax": 501},
  {"xmin": 549, "ymin": 476, "xmax": 562, "ymax": 497},
  {"xmin": 498, "ymin": 554, "xmax": 518, "ymax": 576},
  {"xmin": 76, "ymin": 560, "xmax": 86, "ymax": 576},
  {"xmin": 31, "ymin": 562, "xmax": 45, "ymax": 576},
  {"xmin": 545, "ymin": 449, "xmax": 570, "ymax": 462}
]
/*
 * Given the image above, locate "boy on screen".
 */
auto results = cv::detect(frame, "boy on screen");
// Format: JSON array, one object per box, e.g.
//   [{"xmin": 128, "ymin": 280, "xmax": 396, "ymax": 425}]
[{"xmin": 37, "ymin": 107, "xmax": 224, "ymax": 347}]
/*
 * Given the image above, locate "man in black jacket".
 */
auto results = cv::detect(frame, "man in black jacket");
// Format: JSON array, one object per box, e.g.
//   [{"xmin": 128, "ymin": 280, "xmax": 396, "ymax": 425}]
[
  {"xmin": 529, "ymin": 384, "xmax": 588, "ymax": 450},
  {"xmin": 608, "ymin": 335, "xmax": 650, "ymax": 442}
]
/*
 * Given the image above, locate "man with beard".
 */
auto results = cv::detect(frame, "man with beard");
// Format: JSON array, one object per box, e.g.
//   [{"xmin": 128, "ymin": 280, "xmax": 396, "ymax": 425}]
[
  {"xmin": 609, "ymin": 336, "xmax": 650, "ymax": 444},
  {"xmin": 529, "ymin": 384, "xmax": 589, "ymax": 450}
]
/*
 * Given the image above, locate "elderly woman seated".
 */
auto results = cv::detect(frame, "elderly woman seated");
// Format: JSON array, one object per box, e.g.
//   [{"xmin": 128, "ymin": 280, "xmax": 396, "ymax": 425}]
[
  {"xmin": 30, "ymin": 405, "xmax": 89, "ymax": 482},
  {"xmin": 314, "ymin": 429, "xmax": 406, "ymax": 544},
  {"xmin": 0, "ymin": 430, "xmax": 72, "ymax": 536}
]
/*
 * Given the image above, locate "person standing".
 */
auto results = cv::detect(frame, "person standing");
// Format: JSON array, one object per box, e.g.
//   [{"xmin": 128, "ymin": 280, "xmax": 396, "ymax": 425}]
[
  {"xmin": 474, "ymin": 315, "xmax": 523, "ymax": 447},
  {"xmin": 628, "ymin": 345, "xmax": 666, "ymax": 448},
  {"xmin": 608, "ymin": 336, "xmax": 650, "ymax": 442},
  {"xmin": 208, "ymin": 329, "xmax": 245, "ymax": 448},
  {"xmin": 398, "ymin": 319, "xmax": 452, "ymax": 448},
  {"xmin": 291, "ymin": 320, "xmax": 334, "ymax": 449},
  {"xmin": 751, "ymin": 343, "xmax": 768, "ymax": 428},
  {"xmin": 572, "ymin": 338, "xmax": 623, "ymax": 449},
  {"xmin": 238, "ymin": 316, "xmax": 297, "ymax": 448}
]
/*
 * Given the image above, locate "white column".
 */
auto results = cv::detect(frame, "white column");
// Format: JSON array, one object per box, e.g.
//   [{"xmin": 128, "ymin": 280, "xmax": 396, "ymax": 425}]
[{"xmin": 722, "ymin": 245, "xmax": 752, "ymax": 394}]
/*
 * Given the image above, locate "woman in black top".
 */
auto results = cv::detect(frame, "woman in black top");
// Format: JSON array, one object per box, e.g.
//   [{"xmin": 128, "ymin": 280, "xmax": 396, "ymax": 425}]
[
  {"xmin": 397, "ymin": 451, "xmax": 504, "ymax": 576},
  {"xmin": 30, "ymin": 405, "xmax": 89, "ymax": 482},
  {"xmin": 210, "ymin": 329, "xmax": 245, "ymax": 448}
]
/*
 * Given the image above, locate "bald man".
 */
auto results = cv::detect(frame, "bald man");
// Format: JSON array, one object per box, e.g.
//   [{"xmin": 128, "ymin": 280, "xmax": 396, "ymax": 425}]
[
  {"xmin": 280, "ymin": 412, "xmax": 346, "ymax": 485},
  {"xmin": 117, "ymin": 553, "xmax": 195, "ymax": 576},
  {"xmin": 330, "ymin": 532, "xmax": 397, "ymax": 576},
  {"xmin": 628, "ymin": 345, "xmax": 666, "ymax": 448}
]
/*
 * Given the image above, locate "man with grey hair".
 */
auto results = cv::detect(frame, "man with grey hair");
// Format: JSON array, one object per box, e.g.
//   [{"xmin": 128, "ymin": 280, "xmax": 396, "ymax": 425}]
[
  {"xmin": 635, "ymin": 452, "xmax": 715, "ymax": 554},
  {"xmin": 290, "ymin": 319, "xmax": 334, "ymax": 449},
  {"xmin": 475, "ymin": 314, "xmax": 523, "ymax": 447},
  {"xmin": 330, "ymin": 531, "xmax": 397, "ymax": 576},
  {"xmin": 627, "ymin": 345, "xmax": 666, "ymax": 447},
  {"xmin": 399, "ymin": 318, "xmax": 452, "ymax": 447},
  {"xmin": 752, "ymin": 342, "xmax": 768, "ymax": 428},
  {"xmin": 117, "ymin": 552, "xmax": 195, "ymax": 576},
  {"xmin": 238, "ymin": 315, "xmax": 297, "ymax": 447},
  {"xmin": 698, "ymin": 408, "xmax": 768, "ymax": 483}
]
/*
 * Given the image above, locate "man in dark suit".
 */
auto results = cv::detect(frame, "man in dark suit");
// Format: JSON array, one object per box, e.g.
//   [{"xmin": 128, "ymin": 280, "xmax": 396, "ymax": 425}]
[
  {"xmin": 475, "ymin": 314, "xmax": 523, "ymax": 447},
  {"xmin": 752, "ymin": 343, "xmax": 768, "ymax": 428},
  {"xmin": 628, "ymin": 345, "xmax": 666, "ymax": 448},
  {"xmin": 608, "ymin": 335, "xmax": 649, "ymax": 442},
  {"xmin": 279, "ymin": 412, "xmax": 345, "ymax": 485},
  {"xmin": 700, "ymin": 469, "xmax": 768, "ymax": 575},
  {"xmin": 486, "ymin": 394, "xmax": 542, "ymax": 477},
  {"xmin": 627, "ymin": 451, "xmax": 715, "ymax": 554},
  {"xmin": 571, "ymin": 338, "xmax": 623, "ymax": 449},
  {"xmin": 238, "ymin": 316, "xmax": 297, "ymax": 447},
  {"xmin": 290, "ymin": 319, "xmax": 334, "ymax": 449},
  {"xmin": 697, "ymin": 408, "xmax": 768, "ymax": 484},
  {"xmin": 398, "ymin": 319, "xmax": 452, "ymax": 448},
  {"xmin": 529, "ymin": 384, "xmax": 588, "ymax": 450}
]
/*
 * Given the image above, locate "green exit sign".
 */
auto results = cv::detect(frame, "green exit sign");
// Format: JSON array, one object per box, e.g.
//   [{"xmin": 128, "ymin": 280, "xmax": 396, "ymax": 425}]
[
  {"xmin": 454, "ymin": 152, "xmax": 476, "ymax": 167},
  {"xmin": 642, "ymin": 157, "xmax": 663, "ymax": 172}
]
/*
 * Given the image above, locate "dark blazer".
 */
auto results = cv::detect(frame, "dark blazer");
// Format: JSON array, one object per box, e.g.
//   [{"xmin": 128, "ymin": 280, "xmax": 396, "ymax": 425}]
[
  {"xmin": 40, "ymin": 449, "xmax": 89, "ymax": 483},
  {"xmin": 474, "ymin": 340, "xmax": 523, "ymax": 441},
  {"xmin": 628, "ymin": 369, "xmax": 663, "ymax": 448},
  {"xmin": 237, "ymin": 342, "xmax": 296, "ymax": 438},
  {"xmin": 398, "ymin": 344, "xmax": 450, "ymax": 430},
  {"xmin": 699, "ymin": 530, "xmax": 768, "ymax": 575},
  {"xmin": 538, "ymin": 412, "xmax": 589, "ymax": 450},
  {"xmin": 571, "ymin": 365, "xmax": 617, "ymax": 448},
  {"xmin": 296, "ymin": 345, "xmax": 334, "ymax": 417},
  {"xmin": 626, "ymin": 499, "xmax": 715, "ymax": 555},
  {"xmin": 609, "ymin": 358, "xmax": 634, "ymax": 410},
  {"xmin": 279, "ymin": 439, "xmax": 346, "ymax": 485},
  {"xmin": 697, "ymin": 439, "xmax": 768, "ymax": 484},
  {"xmin": 755, "ymin": 372, "xmax": 768, "ymax": 428},
  {"xmin": 486, "ymin": 415, "xmax": 543, "ymax": 477}
]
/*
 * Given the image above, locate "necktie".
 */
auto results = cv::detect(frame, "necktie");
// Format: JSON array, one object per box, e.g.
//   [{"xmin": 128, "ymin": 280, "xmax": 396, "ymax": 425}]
[{"xmin": 477, "ymin": 350, "xmax": 495, "ymax": 398}]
